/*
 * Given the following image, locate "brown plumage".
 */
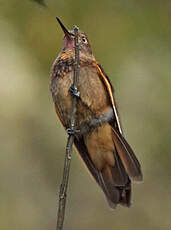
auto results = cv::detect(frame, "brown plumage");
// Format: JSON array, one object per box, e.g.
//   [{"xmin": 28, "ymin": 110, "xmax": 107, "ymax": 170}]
[{"xmin": 50, "ymin": 18, "xmax": 143, "ymax": 209}]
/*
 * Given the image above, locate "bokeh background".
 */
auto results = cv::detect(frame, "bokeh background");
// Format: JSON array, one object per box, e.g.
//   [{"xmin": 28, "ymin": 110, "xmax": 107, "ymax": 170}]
[{"xmin": 1, "ymin": 0, "xmax": 171, "ymax": 229}]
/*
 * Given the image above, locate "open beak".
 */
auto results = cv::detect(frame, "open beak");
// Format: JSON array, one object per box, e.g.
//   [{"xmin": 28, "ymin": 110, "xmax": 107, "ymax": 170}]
[{"xmin": 56, "ymin": 17, "xmax": 74, "ymax": 39}]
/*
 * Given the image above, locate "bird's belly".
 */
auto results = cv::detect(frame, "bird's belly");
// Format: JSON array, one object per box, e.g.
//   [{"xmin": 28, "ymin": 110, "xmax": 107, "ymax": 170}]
[
  {"xmin": 50, "ymin": 67, "xmax": 111, "ymax": 131},
  {"xmin": 50, "ymin": 73, "xmax": 74, "ymax": 128}
]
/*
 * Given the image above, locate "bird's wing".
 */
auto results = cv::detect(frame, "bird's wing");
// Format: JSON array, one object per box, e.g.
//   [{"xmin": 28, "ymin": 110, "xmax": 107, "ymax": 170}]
[
  {"xmin": 93, "ymin": 62, "xmax": 123, "ymax": 134},
  {"xmin": 73, "ymin": 63, "xmax": 142, "ymax": 208},
  {"xmin": 93, "ymin": 62, "xmax": 143, "ymax": 181}
]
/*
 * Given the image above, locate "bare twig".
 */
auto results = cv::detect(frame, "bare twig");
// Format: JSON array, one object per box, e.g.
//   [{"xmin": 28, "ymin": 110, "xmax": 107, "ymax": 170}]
[{"xmin": 56, "ymin": 26, "xmax": 80, "ymax": 230}]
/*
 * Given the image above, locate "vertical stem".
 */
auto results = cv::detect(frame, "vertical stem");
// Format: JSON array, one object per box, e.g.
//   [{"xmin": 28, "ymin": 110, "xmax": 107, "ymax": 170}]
[
  {"xmin": 70, "ymin": 26, "xmax": 79, "ymax": 130},
  {"xmin": 56, "ymin": 26, "xmax": 80, "ymax": 230}
]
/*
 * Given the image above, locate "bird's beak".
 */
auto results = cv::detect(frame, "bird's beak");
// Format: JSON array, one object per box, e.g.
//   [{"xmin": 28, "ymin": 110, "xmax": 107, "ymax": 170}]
[{"xmin": 56, "ymin": 17, "xmax": 74, "ymax": 39}]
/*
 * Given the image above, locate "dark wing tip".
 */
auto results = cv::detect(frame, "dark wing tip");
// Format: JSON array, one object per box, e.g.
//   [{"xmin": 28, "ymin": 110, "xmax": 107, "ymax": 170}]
[{"xmin": 112, "ymin": 128, "xmax": 143, "ymax": 182}]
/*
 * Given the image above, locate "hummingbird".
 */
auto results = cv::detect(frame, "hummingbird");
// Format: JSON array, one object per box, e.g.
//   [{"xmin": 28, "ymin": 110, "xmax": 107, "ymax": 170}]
[{"xmin": 50, "ymin": 17, "xmax": 143, "ymax": 209}]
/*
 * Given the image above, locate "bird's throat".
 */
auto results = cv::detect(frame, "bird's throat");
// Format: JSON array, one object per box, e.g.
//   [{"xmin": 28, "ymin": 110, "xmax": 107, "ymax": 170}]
[{"xmin": 63, "ymin": 37, "xmax": 74, "ymax": 50}]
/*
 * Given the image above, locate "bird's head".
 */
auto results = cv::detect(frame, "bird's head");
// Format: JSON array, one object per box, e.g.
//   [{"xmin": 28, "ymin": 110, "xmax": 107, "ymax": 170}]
[{"xmin": 56, "ymin": 17, "xmax": 93, "ymax": 56}]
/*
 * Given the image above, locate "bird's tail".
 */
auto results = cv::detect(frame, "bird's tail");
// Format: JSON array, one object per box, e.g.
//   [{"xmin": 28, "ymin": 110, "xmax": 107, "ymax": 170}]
[
  {"xmin": 99, "ymin": 128, "xmax": 142, "ymax": 209},
  {"xmin": 99, "ymin": 150, "xmax": 131, "ymax": 209}
]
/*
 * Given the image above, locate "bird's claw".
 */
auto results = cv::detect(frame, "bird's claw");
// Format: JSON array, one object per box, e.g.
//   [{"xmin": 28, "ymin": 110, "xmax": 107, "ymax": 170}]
[
  {"xmin": 69, "ymin": 85, "xmax": 80, "ymax": 98},
  {"xmin": 66, "ymin": 128, "xmax": 80, "ymax": 135}
]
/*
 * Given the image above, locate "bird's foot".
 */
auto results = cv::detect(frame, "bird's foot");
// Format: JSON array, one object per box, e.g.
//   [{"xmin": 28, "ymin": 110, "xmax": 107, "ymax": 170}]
[
  {"xmin": 69, "ymin": 85, "xmax": 80, "ymax": 98},
  {"xmin": 66, "ymin": 128, "xmax": 80, "ymax": 135}
]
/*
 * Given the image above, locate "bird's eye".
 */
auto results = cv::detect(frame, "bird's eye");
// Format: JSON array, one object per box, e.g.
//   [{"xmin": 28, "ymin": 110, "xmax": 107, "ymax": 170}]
[{"xmin": 81, "ymin": 36, "xmax": 87, "ymax": 43}]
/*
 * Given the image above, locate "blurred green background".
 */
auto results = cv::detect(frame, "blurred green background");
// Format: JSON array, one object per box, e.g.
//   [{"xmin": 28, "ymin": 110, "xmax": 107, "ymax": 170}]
[{"xmin": 0, "ymin": 0, "xmax": 171, "ymax": 229}]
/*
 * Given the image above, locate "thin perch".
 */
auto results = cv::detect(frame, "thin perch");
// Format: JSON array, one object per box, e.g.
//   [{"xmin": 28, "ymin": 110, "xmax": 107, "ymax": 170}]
[{"xmin": 56, "ymin": 26, "xmax": 80, "ymax": 230}]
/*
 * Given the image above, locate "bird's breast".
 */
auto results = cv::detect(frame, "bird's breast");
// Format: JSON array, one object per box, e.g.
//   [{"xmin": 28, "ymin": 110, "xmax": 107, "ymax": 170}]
[{"xmin": 50, "ymin": 60, "xmax": 111, "ymax": 131}]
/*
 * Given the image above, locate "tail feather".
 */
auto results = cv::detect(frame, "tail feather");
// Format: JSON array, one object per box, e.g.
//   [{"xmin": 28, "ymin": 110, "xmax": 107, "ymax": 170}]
[
  {"xmin": 112, "ymin": 148, "xmax": 128, "ymax": 186},
  {"xmin": 74, "ymin": 137, "xmax": 132, "ymax": 208},
  {"xmin": 74, "ymin": 129, "xmax": 142, "ymax": 209},
  {"xmin": 101, "ymin": 164, "xmax": 131, "ymax": 208},
  {"xmin": 98, "ymin": 172, "xmax": 120, "ymax": 209}
]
